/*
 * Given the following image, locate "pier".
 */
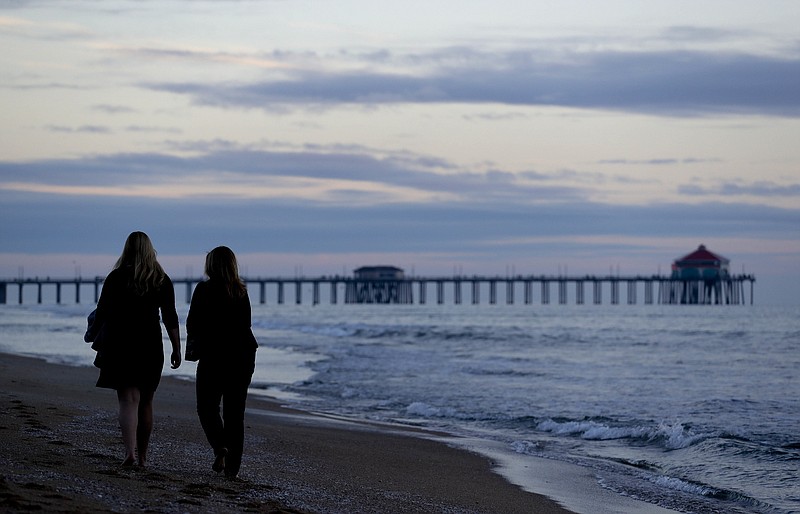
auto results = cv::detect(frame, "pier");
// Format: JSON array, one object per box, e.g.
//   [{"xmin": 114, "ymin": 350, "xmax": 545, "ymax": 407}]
[{"xmin": 0, "ymin": 274, "xmax": 756, "ymax": 306}]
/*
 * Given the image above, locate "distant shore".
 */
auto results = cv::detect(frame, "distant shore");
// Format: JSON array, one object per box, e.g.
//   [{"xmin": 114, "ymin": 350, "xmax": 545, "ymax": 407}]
[{"xmin": 0, "ymin": 352, "xmax": 572, "ymax": 513}]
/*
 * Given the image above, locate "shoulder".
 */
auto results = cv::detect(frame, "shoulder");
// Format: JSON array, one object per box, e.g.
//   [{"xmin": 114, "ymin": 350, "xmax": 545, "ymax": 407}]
[
  {"xmin": 104, "ymin": 267, "xmax": 127, "ymax": 284},
  {"xmin": 190, "ymin": 279, "xmax": 213, "ymax": 299}
]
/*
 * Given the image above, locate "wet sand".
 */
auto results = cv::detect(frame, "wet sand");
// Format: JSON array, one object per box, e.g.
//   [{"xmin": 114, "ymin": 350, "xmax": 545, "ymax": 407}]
[{"xmin": 0, "ymin": 352, "xmax": 572, "ymax": 513}]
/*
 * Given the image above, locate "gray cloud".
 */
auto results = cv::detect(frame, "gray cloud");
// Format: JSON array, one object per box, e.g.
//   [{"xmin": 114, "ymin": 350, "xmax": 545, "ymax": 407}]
[
  {"xmin": 463, "ymin": 112, "xmax": 531, "ymax": 122},
  {"xmin": 147, "ymin": 49, "xmax": 800, "ymax": 117},
  {"xmin": 657, "ymin": 25, "xmax": 750, "ymax": 44},
  {"xmin": 2, "ymin": 149, "xmax": 798, "ymax": 262},
  {"xmin": 680, "ymin": 181, "xmax": 800, "ymax": 197},
  {"xmin": 2, "ymin": 82, "xmax": 92, "ymax": 91},
  {"xmin": 44, "ymin": 125, "xmax": 112, "ymax": 134},
  {"xmin": 92, "ymin": 104, "xmax": 138, "ymax": 114},
  {"xmin": 0, "ymin": 149, "xmax": 591, "ymax": 203},
  {"xmin": 124, "ymin": 125, "xmax": 182, "ymax": 134},
  {"xmin": 598, "ymin": 158, "xmax": 722, "ymax": 165},
  {"xmin": 2, "ymin": 186, "xmax": 798, "ymax": 258}
]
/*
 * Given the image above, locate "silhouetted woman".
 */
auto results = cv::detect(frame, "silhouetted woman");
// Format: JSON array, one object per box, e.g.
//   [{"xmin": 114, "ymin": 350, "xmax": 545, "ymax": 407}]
[
  {"xmin": 186, "ymin": 246, "xmax": 258, "ymax": 478},
  {"xmin": 93, "ymin": 231, "xmax": 182, "ymax": 467}
]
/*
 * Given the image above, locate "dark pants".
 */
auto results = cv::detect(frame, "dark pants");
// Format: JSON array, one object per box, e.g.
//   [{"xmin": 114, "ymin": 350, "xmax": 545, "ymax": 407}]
[{"xmin": 196, "ymin": 351, "xmax": 255, "ymax": 477}]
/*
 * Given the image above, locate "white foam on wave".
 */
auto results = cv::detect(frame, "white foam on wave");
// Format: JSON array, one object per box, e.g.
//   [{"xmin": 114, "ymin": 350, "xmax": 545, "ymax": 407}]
[
  {"xmin": 536, "ymin": 418, "xmax": 715, "ymax": 450},
  {"xmin": 405, "ymin": 401, "xmax": 458, "ymax": 418},
  {"xmin": 649, "ymin": 475, "xmax": 716, "ymax": 496},
  {"xmin": 510, "ymin": 439, "xmax": 543, "ymax": 455},
  {"xmin": 652, "ymin": 420, "xmax": 714, "ymax": 450}
]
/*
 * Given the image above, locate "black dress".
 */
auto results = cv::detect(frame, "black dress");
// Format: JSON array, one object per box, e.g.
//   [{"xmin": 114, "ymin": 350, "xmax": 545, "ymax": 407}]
[{"xmin": 93, "ymin": 265, "xmax": 179, "ymax": 392}]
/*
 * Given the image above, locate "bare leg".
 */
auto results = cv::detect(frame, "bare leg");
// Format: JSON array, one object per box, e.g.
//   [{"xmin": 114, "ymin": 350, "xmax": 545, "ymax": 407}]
[
  {"xmin": 117, "ymin": 387, "xmax": 141, "ymax": 466},
  {"xmin": 136, "ymin": 389, "xmax": 155, "ymax": 467}
]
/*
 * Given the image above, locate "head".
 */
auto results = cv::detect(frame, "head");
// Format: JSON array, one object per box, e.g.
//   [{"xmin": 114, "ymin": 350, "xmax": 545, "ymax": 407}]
[
  {"xmin": 117, "ymin": 231, "xmax": 157, "ymax": 267},
  {"xmin": 114, "ymin": 231, "xmax": 165, "ymax": 294},
  {"xmin": 205, "ymin": 246, "xmax": 246, "ymax": 297}
]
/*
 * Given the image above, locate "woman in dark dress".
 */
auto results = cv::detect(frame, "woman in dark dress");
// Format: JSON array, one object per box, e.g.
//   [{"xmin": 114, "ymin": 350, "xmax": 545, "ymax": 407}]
[
  {"xmin": 93, "ymin": 231, "xmax": 182, "ymax": 467},
  {"xmin": 186, "ymin": 246, "xmax": 257, "ymax": 478}
]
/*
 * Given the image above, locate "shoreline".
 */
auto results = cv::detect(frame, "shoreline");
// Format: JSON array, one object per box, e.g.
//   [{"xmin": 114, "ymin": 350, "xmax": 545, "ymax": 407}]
[{"xmin": 1, "ymin": 351, "xmax": 572, "ymax": 513}]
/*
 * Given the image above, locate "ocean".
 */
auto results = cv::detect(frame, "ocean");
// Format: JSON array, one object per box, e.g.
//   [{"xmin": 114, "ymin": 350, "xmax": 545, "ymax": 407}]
[{"xmin": 1, "ymin": 297, "xmax": 798, "ymax": 513}]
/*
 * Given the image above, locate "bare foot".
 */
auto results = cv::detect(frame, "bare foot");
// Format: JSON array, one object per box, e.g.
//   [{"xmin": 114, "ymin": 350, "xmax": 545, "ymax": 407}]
[{"xmin": 120, "ymin": 456, "xmax": 136, "ymax": 468}]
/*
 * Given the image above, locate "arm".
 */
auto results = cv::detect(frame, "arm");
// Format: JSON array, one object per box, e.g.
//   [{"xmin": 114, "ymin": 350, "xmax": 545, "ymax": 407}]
[
  {"xmin": 244, "ymin": 289, "xmax": 252, "ymax": 328},
  {"xmin": 167, "ymin": 326, "xmax": 181, "ymax": 369},
  {"xmin": 160, "ymin": 275, "xmax": 182, "ymax": 369},
  {"xmin": 242, "ymin": 289, "xmax": 258, "ymax": 349},
  {"xmin": 185, "ymin": 281, "xmax": 209, "ymax": 361},
  {"xmin": 93, "ymin": 269, "xmax": 118, "ymax": 330},
  {"xmin": 185, "ymin": 282, "xmax": 205, "ymax": 340}
]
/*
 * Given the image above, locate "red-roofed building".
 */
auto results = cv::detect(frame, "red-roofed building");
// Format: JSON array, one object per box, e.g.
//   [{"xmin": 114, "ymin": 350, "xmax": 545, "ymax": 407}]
[{"xmin": 671, "ymin": 244, "xmax": 730, "ymax": 280}]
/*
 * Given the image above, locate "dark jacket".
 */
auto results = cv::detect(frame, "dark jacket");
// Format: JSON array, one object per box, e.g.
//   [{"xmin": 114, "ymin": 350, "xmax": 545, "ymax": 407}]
[
  {"xmin": 186, "ymin": 280, "xmax": 257, "ymax": 362},
  {"xmin": 93, "ymin": 265, "xmax": 179, "ymax": 390}
]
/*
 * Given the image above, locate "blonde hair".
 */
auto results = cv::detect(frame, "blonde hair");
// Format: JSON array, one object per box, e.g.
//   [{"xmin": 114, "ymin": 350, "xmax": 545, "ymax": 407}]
[
  {"xmin": 114, "ymin": 231, "xmax": 165, "ymax": 295},
  {"xmin": 205, "ymin": 246, "xmax": 246, "ymax": 298}
]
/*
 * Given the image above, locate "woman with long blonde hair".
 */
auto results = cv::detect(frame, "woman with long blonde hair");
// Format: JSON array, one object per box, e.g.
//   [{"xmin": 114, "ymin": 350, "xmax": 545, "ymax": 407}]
[
  {"xmin": 186, "ymin": 246, "xmax": 257, "ymax": 478},
  {"xmin": 92, "ymin": 231, "xmax": 181, "ymax": 467}
]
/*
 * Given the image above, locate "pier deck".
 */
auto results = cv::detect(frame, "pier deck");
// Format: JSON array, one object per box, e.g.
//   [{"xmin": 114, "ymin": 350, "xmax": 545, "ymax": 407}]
[{"xmin": 0, "ymin": 274, "xmax": 756, "ymax": 306}]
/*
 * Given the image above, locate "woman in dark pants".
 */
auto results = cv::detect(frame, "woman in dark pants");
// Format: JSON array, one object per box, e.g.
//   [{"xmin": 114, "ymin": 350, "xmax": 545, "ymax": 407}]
[
  {"xmin": 93, "ymin": 231, "xmax": 182, "ymax": 467},
  {"xmin": 186, "ymin": 246, "xmax": 257, "ymax": 478}
]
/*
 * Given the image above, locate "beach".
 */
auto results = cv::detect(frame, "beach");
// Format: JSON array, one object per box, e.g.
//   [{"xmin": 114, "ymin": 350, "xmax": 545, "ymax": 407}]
[{"xmin": 0, "ymin": 352, "xmax": 571, "ymax": 513}]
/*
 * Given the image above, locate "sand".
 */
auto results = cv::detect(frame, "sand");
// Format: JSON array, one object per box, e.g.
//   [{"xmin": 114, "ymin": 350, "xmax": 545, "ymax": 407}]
[{"xmin": 0, "ymin": 352, "xmax": 572, "ymax": 513}]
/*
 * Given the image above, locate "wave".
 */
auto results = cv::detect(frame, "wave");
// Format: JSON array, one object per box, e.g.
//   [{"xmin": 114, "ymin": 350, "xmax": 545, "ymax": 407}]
[
  {"xmin": 460, "ymin": 365, "xmax": 542, "ymax": 378},
  {"xmin": 406, "ymin": 401, "xmax": 459, "ymax": 419},
  {"xmin": 251, "ymin": 316, "xmax": 528, "ymax": 345},
  {"xmin": 648, "ymin": 475, "xmax": 717, "ymax": 497},
  {"xmin": 536, "ymin": 418, "xmax": 716, "ymax": 450},
  {"xmin": 403, "ymin": 401, "xmax": 505, "ymax": 422}
]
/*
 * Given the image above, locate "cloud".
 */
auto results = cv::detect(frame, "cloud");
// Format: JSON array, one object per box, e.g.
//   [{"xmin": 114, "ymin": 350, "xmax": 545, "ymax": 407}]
[
  {"xmin": 598, "ymin": 158, "xmax": 722, "ymax": 165},
  {"xmin": 2, "ymin": 82, "xmax": 93, "ymax": 91},
  {"xmin": 92, "ymin": 104, "xmax": 137, "ymax": 114},
  {"xmin": 2, "ymin": 145, "xmax": 798, "ymax": 263},
  {"xmin": 2, "ymin": 184, "xmax": 798, "ymax": 259},
  {"xmin": 124, "ymin": 125, "xmax": 182, "ymax": 134},
  {"xmin": 462, "ymin": 111, "xmax": 531, "ymax": 121},
  {"xmin": 146, "ymin": 48, "xmax": 800, "ymax": 117},
  {"xmin": 0, "ymin": 148, "xmax": 592, "ymax": 205},
  {"xmin": 658, "ymin": 25, "xmax": 742, "ymax": 43},
  {"xmin": 0, "ymin": 13, "xmax": 94, "ymax": 41},
  {"xmin": 2, "ymin": 150, "xmax": 798, "ymax": 295},
  {"xmin": 44, "ymin": 125, "xmax": 112, "ymax": 134},
  {"xmin": 108, "ymin": 45, "xmax": 301, "ymax": 71},
  {"xmin": 679, "ymin": 181, "xmax": 800, "ymax": 198}
]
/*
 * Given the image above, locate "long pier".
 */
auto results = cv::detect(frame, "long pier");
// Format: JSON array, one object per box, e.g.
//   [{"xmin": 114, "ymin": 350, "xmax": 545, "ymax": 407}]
[{"xmin": 0, "ymin": 274, "xmax": 755, "ymax": 305}]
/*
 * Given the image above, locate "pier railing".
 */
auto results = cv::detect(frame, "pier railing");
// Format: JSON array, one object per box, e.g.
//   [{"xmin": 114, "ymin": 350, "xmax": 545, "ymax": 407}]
[{"xmin": 0, "ymin": 274, "xmax": 756, "ymax": 306}]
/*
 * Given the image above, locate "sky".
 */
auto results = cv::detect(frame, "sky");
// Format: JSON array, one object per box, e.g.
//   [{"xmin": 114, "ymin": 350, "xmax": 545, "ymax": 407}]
[{"xmin": 1, "ymin": 0, "xmax": 799, "ymax": 305}]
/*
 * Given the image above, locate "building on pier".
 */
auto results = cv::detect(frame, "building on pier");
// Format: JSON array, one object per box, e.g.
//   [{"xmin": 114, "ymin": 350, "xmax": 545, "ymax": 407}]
[
  {"xmin": 347, "ymin": 266, "xmax": 412, "ymax": 304},
  {"xmin": 671, "ymin": 245, "xmax": 730, "ymax": 279},
  {"xmin": 353, "ymin": 266, "xmax": 405, "ymax": 280},
  {"xmin": 669, "ymin": 245, "xmax": 733, "ymax": 304}
]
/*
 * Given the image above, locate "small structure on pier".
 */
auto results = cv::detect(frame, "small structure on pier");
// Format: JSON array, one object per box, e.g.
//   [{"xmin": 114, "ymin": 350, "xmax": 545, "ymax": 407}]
[
  {"xmin": 353, "ymin": 266, "xmax": 405, "ymax": 280},
  {"xmin": 347, "ymin": 266, "xmax": 412, "ymax": 304},
  {"xmin": 672, "ymin": 245, "xmax": 730, "ymax": 280},
  {"xmin": 669, "ymin": 245, "xmax": 734, "ymax": 304}
]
